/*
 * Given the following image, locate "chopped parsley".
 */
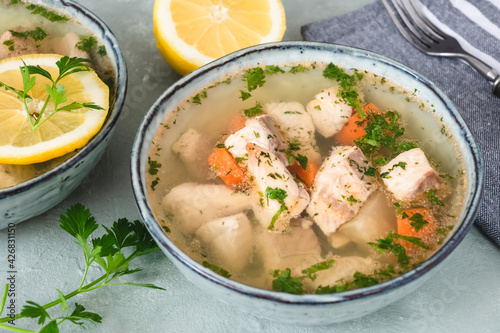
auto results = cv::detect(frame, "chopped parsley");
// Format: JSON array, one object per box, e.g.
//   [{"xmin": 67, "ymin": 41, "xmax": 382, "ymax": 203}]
[
  {"xmin": 265, "ymin": 65, "xmax": 285, "ymax": 75},
  {"xmin": 244, "ymin": 102, "xmax": 263, "ymax": 117},
  {"xmin": 239, "ymin": 90, "xmax": 251, "ymax": 101},
  {"xmin": 25, "ymin": 4, "xmax": 69, "ymax": 22},
  {"xmin": 192, "ymin": 90, "xmax": 207, "ymax": 104},
  {"xmin": 427, "ymin": 189, "xmax": 445, "ymax": 206},
  {"xmin": 355, "ymin": 111, "xmax": 405, "ymax": 156},
  {"xmin": 76, "ymin": 36, "xmax": 107, "ymax": 57},
  {"xmin": 322, "ymin": 63, "xmax": 364, "ymax": 117},
  {"xmin": 289, "ymin": 64, "xmax": 307, "ymax": 74},
  {"xmin": 202, "ymin": 261, "xmax": 231, "ymax": 278},
  {"xmin": 9, "ymin": 27, "xmax": 47, "ymax": 41},
  {"xmin": 369, "ymin": 231, "xmax": 426, "ymax": 266},
  {"xmin": 301, "ymin": 260, "xmax": 335, "ymax": 281},
  {"xmin": 272, "ymin": 268, "xmax": 304, "ymax": 294},
  {"xmin": 265, "ymin": 187, "xmax": 288, "ymax": 230},
  {"xmin": 147, "ymin": 157, "xmax": 161, "ymax": 175},
  {"xmin": 405, "ymin": 212, "xmax": 429, "ymax": 231},
  {"xmin": 243, "ymin": 67, "xmax": 265, "ymax": 92}
]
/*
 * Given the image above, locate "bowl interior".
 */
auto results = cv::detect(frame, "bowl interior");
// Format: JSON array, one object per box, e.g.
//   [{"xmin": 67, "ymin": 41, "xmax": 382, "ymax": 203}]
[{"xmin": 132, "ymin": 41, "xmax": 482, "ymax": 304}]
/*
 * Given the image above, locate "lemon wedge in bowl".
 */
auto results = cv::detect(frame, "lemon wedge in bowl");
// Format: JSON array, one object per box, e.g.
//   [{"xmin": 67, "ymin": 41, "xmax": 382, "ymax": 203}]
[
  {"xmin": 153, "ymin": 0, "xmax": 286, "ymax": 75},
  {"xmin": 0, "ymin": 54, "xmax": 109, "ymax": 165}
]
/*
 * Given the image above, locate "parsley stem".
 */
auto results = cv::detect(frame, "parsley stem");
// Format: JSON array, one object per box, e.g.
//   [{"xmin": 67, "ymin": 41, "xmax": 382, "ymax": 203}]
[
  {"xmin": 0, "ymin": 323, "xmax": 37, "ymax": 333},
  {"xmin": 32, "ymin": 94, "xmax": 52, "ymax": 128},
  {"xmin": 0, "ymin": 284, "xmax": 7, "ymax": 317}
]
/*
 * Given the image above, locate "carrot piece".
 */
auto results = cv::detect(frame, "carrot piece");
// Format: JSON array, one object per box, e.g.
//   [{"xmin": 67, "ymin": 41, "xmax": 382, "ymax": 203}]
[
  {"xmin": 397, "ymin": 208, "xmax": 437, "ymax": 252},
  {"xmin": 227, "ymin": 114, "xmax": 247, "ymax": 133},
  {"xmin": 287, "ymin": 159, "xmax": 319, "ymax": 188},
  {"xmin": 208, "ymin": 147, "xmax": 245, "ymax": 187},
  {"xmin": 335, "ymin": 103, "xmax": 381, "ymax": 146}
]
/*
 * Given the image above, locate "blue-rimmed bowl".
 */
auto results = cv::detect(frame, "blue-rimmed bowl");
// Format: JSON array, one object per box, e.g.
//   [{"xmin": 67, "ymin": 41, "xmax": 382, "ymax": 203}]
[
  {"xmin": 0, "ymin": 0, "xmax": 127, "ymax": 228},
  {"xmin": 131, "ymin": 41, "xmax": 482, "ymax": 324}
]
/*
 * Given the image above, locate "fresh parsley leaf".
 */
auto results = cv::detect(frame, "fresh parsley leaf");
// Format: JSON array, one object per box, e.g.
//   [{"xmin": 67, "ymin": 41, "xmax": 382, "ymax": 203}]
[
  {"xmin": 26, "ymin": 4, "xmax": 69, "ymax": 22},
  {"xmin": 265, "ymin": 65, "xmax": 284, "ymax": 75},
  {"xmin": 147, "ymin": 157, "xmax": 162, "ymax": 175},
  {"xmin": 272, "ymin": 269, "xmax": 304, "ymax": 294},
  {"xmin": 392, "ymin": 233, "xmax": 428, "ymax": 249},
  {"xmin": 353, "ymin": 272, "xmax": 379, "ymax": 288},
  {"xmin": 368, "ymin": 231, "xmax": 410, "ymax": 267},
  {"xmin": 239, "ymin": 90, "xmax": 251, "ymax": 101},
  {"xmin": 315, "ymin": 283, "xmax": 349, "ymax": 294},
  {"xmin": 202, "ymin": 261, "xmax": 231, "ymax": 278},
  {"xmin": 407, "ymin": 213, "xmax": 429, "ymax": 232},
  {"xmin": 243, "ymin": 67, "xmax": 265, "ymax": 91},
  {"xmin": 427, "ymin": 189, "xmax": 445, "ymax": 206},
  {"xmin": 21, "ymin": 301, "xmax": 51, "ymax": 325},
  {"xmin": 295, "ymin": 154, "xmax": 308, "ymax": 170},
  {"xmin": 265, "ymin": 187, "xmax": 288, "ymax": 230},
  {"xmin": 67, "ymin": 303, "xmax": 102, "ymax": 326},
  {"xmin": 59, "ymin": 203, "xmax": 98, "ymax": 241},
  {"xmin": 39, "ymin": 320, "xmax": 58, "ymax": 333},
  {"xmin": 289, "ymin": 64, "xmax": 307, "ymax": 74},
  {"xmin": 301, "ymin": 260, "xmax": 335, "ymax": 280},
  {"xmin": 244, "ymin": 102, "xmax": 263, "ymax": 117}
]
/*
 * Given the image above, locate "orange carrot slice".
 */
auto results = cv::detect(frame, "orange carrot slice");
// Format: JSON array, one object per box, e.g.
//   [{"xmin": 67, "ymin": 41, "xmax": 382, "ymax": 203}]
[
  {"xmin": 208, "ymin": 147, "xmax": 245, "ymax": 187},
  {"xmin": 397, "ymin": 208, "xmax": 436, "ymax": 252},
  {"xmin": 335, "ymin": 103, "xmax": 381, "ymax": 146},
  {"xmin": 287, "ymin": 159, "xmax": 319, "ymax": 188}
]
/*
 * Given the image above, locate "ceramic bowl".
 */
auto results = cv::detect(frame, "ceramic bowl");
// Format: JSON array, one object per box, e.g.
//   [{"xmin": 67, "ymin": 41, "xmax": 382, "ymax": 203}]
[
  {"xmin": 0, "ymin": 0, "xmax": 127, "ymax": 228},
  {"xmin": 131, "ymin": 41, "xmax": 482, "ymax": 324}
]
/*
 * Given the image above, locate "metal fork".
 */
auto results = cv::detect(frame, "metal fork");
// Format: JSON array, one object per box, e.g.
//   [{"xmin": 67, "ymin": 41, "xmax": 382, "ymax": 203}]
[{"xmin": 382, "ymin": 0, "xmax": 500, "ymax": 96}]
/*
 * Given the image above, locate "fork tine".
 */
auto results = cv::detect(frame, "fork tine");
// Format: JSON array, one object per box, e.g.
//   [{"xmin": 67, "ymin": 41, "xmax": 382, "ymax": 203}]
[
  {"xmin": 401, "ymin": 0, "xmax": 444, "ymax": 41},
  {"xmin": 382, "ymin": 0, "xmax": 431, "ymax": 50}
]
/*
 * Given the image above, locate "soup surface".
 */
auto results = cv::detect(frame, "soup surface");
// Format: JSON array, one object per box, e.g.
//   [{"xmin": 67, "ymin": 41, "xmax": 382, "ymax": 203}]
[
  {"xmin": 147, "ymin": 61, "xmax": 467, "ymax": 294},
  {"xmin": 0, "ymin": 0, "xmax": 114, "ymax": 189}
]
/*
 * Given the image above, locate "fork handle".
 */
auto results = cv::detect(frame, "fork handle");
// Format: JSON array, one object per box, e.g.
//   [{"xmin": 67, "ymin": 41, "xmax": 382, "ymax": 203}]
[{"xmin": 462, "ymin": 54, "xmax": 500, "ymax": 97}]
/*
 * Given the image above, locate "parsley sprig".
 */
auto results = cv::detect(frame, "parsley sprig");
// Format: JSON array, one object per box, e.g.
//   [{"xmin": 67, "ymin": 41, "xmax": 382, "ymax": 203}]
[
  {"xmin": 0, "ymin": 204, "xmax": 164, "ymax": 332},
  {"xmin": 0, "ymin": 56, "xmax": 104, "ymax": 131}
]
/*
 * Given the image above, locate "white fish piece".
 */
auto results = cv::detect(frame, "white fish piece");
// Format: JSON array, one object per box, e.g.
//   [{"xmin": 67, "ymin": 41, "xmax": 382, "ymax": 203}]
[
  {"xmin": 381, "ymin": 148, "xmax": 443, "ymax": 202},
  {"xmin": 0, "ymin": 30, "xmax": 38, "ymax": 61},
  {"xmin": 307, "ymin": 146, "xmax": 375, "ymax": 235},
  {"xmin": 224, "ymin": 115, "xmax": 288, "ymax": 166},
  {"xmin": 247, "ymin": 145, "xmax": 310, "ymax": 232},
  {"xmin": 306, "ymin": 87, "xmax": 352, "ymax": 138},
  {"xmin": 46, "ymin": 33, "xmax": 89, "ymax": 60},
  {"xmin": 162, "ymin": 183, "xmax": 252, "ymax": 234},
  {"xmin": 305, "ymin": 256, "xmax": 378, "ymax": 291},
  {"xmin": 196, "ymin": 213, "xmax": 253, "ymax": 272},
  {"xmin": 258, "ymin": 219, "xmax": 322, "ymax": 278},
  {"xmin": 333, "ymin": 191, "xmax": 397, "ymax": 248},
  {"xmin": 0, "ymin": 164, "xmax": 37, "ymax": 189},
  {"xmin": 171, "ymin": 128, "xmax": 211, "ymax": 180},
  {"xmin": 263, "ymin": 102, "xmax": 321, "ymax": 164}
]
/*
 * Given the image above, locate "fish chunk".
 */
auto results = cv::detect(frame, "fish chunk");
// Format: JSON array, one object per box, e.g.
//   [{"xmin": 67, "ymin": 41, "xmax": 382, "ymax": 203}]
[
  {"xmin": 196, "ymin": 213, "xmax": 254, "ymax": 272},
  {"xmin": 380, "ymin": 148, "xmax": 443, "ymax": 202},
  {"xmin": 46, "ymin": 33, "xmax": 89, "ymax": 60},
  {"xmin": 224, "ymin": 115, "xmax": 288, "ymax": 166},
  {"xmin": 307, "ymin": 146, "xmax": 375, "ymax": 235},
  {"xmin": 0, "ymin": 164, "xmax": 37, "ymax": 189},
  {"xmin": 263, "ymin": 102, "xmax": 321, "ymax": 164},
  {"xmin": 258, "ymin": 219, "xmax": 322, "ymax": 279},
  {"xmin": 306, "ymin": 87, "xmax": 352, "ymax": 138},
  {"xmin": 162, "ymin": 183, "xmax": 252, "ymax": 234},
  {"xmin": 247, "ymin": 145, "xmax": 310, "ymax": 232},
  {"xmin": 171, "ymin": 128, "xmax": 211, "ymax": 180},
  {"xmin": 0, "ymin": 30, "xmax": 38, "ymax": 60}
]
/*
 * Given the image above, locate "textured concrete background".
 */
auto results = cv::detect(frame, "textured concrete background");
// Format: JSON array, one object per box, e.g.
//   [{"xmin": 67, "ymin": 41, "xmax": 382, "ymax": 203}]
[{"xmin": 1, "ymin": 0, "xmax": 499, "ymax": 332}]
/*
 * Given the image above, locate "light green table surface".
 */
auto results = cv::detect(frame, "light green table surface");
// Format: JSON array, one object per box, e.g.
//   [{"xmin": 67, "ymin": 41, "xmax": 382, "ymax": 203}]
[{"xmin": 1, "ymin": 0, "xmax": 500, "ymax": 332}]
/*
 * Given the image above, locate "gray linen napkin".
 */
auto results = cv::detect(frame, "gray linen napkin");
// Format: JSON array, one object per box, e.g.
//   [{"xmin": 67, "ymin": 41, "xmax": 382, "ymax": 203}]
[{"xmin": 302, "ymin": 0, "xmax": 500, "ymax": 245}]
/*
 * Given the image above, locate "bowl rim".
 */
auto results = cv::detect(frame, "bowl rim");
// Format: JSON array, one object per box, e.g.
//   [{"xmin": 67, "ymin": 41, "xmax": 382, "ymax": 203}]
[
  {"xmin": 0, "ymin": 0, "xmax": 127, "ymax": 199},
  {"xmin": 131, "ymin": 41, "xmax": 483, "ymax": 304}
]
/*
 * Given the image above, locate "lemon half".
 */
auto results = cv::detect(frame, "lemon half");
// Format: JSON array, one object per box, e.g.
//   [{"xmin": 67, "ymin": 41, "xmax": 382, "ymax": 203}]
[
  {"xmin": 154, "ymin": 0, "xmax": 287, "ymax": 75},
  {"xmin": 0, "ymin": 54, "xmax": 109, "ymax": 165}
]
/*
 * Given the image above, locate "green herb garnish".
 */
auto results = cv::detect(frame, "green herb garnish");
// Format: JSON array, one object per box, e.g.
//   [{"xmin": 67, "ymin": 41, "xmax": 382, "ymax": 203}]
[
  {"xmin": 25, "ymin": 4, "xmax": 69, "ymax": 22},
  {"xmin": 239, "ymin": 90, "xmax": 251, "ymax": 101},
  {"xmin": 244, "ymin": 102, "xmax": 263, "ymax": 117},
  {"xmin": 202, "ymin": 261, "xmax": 232, "ymax": 278},
  {"xmin": 407, "ymin": 213, "xmax": 429, "ymax": 231},
  {"xmin": 147, "ymin": 157, "xmax": 162, "ymax": 175},
  {"xmin": 301, "ymin": 260, "xmax": 335, "ymax": 281},
  {"xmin": 323, "ymin": 63, "xmax": 364, "ymax": 117},
  {"xmin": 272, "ymin": 269, "xmax": 304, "ymax": 294},
  {"xmin": 427, "ymin": 189, "xmax": 445, "ymax": 207},
  {"xmin": 0, "ymin": 204, "xmax": 163, "ymax": 332},
  {"xmin": 243, "ymin": 67, "xmax": 265, "ymax": 92},
  {"xmin": 265, "ymin": 65, "xmax": 284, "ymax": 75},
  {"xmin": 265, "ymin": 187, "xmax": 288, "ymax": 230}
]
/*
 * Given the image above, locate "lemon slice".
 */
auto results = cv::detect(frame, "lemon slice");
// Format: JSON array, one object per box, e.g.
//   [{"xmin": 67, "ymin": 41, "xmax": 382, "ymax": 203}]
[
  {"xmin": 0, "ymin": 54, "xmax": 109, "ymax": 165},
  {"xmin": 154, "ymin": 0, "xmax": 286, "ymax": 75}
]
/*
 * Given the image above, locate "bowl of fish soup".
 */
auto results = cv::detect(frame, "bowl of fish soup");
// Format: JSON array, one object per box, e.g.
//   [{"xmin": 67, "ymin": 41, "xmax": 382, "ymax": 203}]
[
  {"xmin": 0, "ymin": 0, "xmax": 126, "ymax": 228},
  {"xmin": 131, "ymin": 41, "xmax": 482, "ymax": 324}
]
